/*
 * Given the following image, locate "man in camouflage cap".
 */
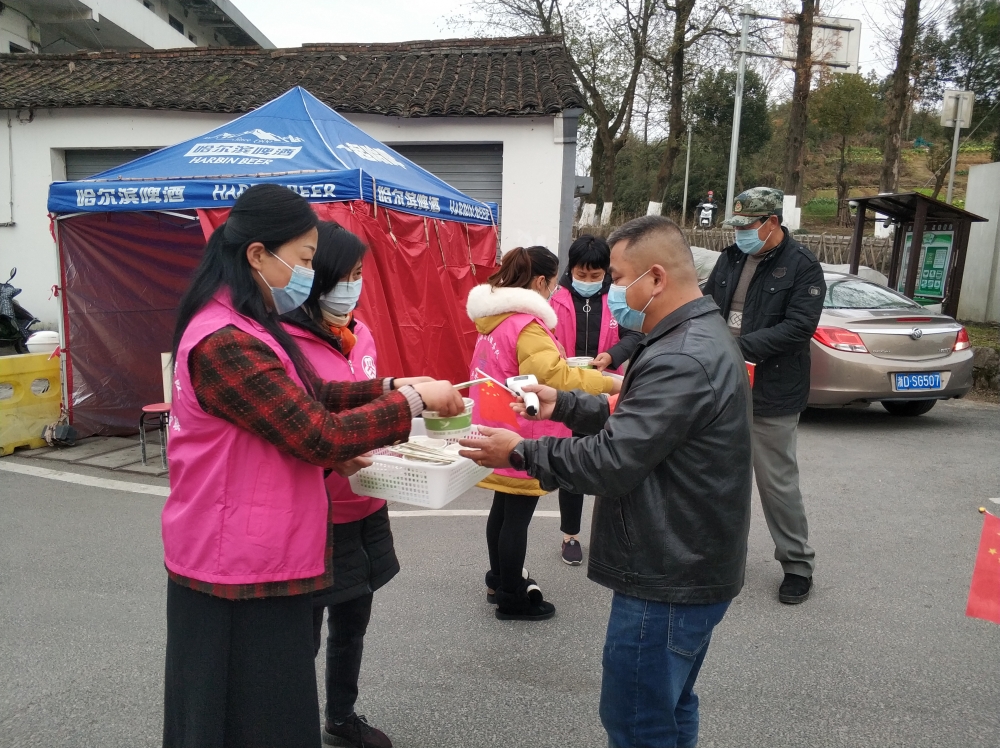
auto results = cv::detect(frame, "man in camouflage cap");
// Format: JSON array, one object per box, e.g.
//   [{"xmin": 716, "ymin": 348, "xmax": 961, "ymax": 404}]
[
  {"xmin": 704, "ymin": 187, "xmax": 825, "ymax": 604},
  {"xmin": 725, "ymin": 186, "xmax": 785, "ymax": 227}
]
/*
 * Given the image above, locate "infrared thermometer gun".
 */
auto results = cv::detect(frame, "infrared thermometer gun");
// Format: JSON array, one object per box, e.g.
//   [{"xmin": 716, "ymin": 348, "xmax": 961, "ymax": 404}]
[{"xmin": 506, "ymin": 374, "xmax": 540, "ymax": 417}]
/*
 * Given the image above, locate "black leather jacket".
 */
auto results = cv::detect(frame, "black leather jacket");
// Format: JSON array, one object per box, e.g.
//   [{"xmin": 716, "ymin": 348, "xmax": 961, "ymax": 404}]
[
  {"xmin": 703, "ymin": 229, "xmax": 825, "ymax": 416},
  {"xmin": 521, "ymin": 297, "xmax": 753, "ymax": 604}
]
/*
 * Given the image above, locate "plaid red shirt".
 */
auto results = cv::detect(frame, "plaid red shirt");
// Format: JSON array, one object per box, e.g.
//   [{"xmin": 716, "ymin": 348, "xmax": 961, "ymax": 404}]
[{"xmin": 168, "ymin": 325, "xmax": 412, "ymax": 600}]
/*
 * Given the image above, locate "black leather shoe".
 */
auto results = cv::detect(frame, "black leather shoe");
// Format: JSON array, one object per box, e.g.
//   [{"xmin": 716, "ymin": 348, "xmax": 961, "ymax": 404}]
[
  {"xmin": 778, "ymin": 573, "xmax": 812, "ymax": 604},
  {"xmin": 323, "ymin": 714, "xmax": 392, "ymax": 748}
]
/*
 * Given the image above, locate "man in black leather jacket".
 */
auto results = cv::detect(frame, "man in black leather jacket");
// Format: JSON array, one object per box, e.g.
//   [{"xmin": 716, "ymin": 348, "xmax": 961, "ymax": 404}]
[
  {"xmin": 704, "ymin": 187, "xmax": 825, "ymax": 605},
  {"xmin": 460, "ymin": 216, "xmax": 752, "ymax": 748}
]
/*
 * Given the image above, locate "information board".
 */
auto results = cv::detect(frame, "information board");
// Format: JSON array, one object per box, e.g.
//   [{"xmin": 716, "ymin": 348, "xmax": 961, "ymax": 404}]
[{"xmin": 897, "ymin": 230, "xmax": 953, "ymax": 299}]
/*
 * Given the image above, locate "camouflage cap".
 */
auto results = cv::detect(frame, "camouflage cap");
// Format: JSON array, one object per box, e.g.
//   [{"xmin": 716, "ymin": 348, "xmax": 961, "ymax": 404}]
[{"xmin": 723, "ymin": 187, "xmax": 784, "ymax": 227}]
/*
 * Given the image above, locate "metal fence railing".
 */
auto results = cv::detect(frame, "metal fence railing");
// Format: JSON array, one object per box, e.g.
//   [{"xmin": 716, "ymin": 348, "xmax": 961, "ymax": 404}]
[
  {"xmin": 573, "ymin": 225, "xmax": 894, "ymax": 275},
  {"xmin": 682, "ymin": 229, "xmax": 893, "ymax": 275}
]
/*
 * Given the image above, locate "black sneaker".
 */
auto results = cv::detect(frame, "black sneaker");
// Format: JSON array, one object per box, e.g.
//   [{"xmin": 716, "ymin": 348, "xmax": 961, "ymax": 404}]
[
  {"xmin": 323, "ymin": 714, "xmax": 392, "ymax": 748},
  {"xmin": 561, "ymin": 538, "xmax": 583, "ymax": 566},
  {"xmin": 778, "ymin": 573, "xmax": 812, "ymax": 604}
]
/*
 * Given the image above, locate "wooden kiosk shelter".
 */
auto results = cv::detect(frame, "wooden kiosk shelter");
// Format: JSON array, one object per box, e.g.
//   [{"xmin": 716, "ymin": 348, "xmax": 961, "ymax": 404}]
[{"xmin": 848, "ymin": 193, "xmax": 986, "ymax": 318}]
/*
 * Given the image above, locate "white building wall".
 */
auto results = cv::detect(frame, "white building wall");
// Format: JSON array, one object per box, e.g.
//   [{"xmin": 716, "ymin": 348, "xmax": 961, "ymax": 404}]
[
  {"xmin": 351, "ymin": 113, "xmax": 574, "ymax": 259},
  {"xmin": 0, "ymin": 107, "xmax": 575, "ymax": 329},
  {"xmin": 957, "ymin": 162, "xmax": 1000, "ymax": 324},
  {"xmin": 86, "ymin": 0, "xmax": 196, "ymax": 49},
  {"xmin": 0, "ymin": 4, "xmax": 37, "ymax": 53}
]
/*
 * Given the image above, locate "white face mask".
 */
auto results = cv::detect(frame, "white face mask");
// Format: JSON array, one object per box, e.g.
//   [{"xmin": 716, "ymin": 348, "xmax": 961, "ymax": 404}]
[{"xmin": 319, "ymin": 278, "xmax": 363, "ymax": 316}]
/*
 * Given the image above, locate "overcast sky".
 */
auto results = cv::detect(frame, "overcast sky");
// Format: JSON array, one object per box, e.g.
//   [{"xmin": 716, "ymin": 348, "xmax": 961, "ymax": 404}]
[{"xmin": 232, "ymin": 0, "xmax": 902, "ymax": 78}]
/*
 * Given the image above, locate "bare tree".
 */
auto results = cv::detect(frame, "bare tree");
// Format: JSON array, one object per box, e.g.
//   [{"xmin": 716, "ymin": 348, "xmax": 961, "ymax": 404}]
[
  {"xmin": 646, "ymin": 0, "xmax": 733, "ymax": 209},
  {"xmin": 782, "ymin": 0, "xmax": 817, "ymax": 201},
  {"xmin": 879, "ymin": 0, "xmax": 922, "ymax": 193},
  {"xmin": 461, "ymin": 0, "xmax": 655, "ymax": 209}
]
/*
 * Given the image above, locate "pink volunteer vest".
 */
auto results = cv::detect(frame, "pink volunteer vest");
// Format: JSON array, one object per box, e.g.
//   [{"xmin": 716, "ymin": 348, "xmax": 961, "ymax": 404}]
[
  {"xmin": 283, "ymin": 319, "xmax": 386, "ymax": 524},
  {"xmin": 550, "ymin": 286, "xmax": 623, "ymax": 373},
  {"xmin": 162, "ymin": 294, "xmax": 328, "ymax": 585},
  {"xmin": 470, "ymin": 313, "xmax": 570, "ymax": 481}
]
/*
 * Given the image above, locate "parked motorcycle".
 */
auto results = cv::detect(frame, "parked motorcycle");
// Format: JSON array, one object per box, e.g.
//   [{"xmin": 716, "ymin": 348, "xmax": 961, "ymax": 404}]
[{"xmin": 0, "ymin": 268, "xmax": 40, "ymax": 355}]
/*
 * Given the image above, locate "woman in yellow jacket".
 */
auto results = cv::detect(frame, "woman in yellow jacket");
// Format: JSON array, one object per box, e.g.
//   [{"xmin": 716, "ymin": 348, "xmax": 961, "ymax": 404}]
[{"xmin": 466, "ymin": 245, "xmax": 620, "ymax": 620}]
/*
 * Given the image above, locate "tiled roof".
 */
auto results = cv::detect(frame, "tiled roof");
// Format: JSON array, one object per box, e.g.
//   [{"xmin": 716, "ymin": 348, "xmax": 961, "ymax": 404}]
[{"xmin": 0, "ymin": 36, "xmax": 583, "ymax": 117}]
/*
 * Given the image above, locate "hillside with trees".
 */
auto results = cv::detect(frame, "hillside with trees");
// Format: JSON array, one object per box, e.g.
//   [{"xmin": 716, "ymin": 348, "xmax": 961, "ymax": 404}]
[{"xmin": 462, "ymin": 0, "xmax": 1000, "ymax": 232}]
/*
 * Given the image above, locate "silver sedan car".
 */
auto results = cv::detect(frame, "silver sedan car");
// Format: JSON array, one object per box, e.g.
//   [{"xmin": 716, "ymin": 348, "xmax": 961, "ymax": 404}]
[{"xmin": 808, "ymin": 272, "xmax": 973, "ymax": 416}]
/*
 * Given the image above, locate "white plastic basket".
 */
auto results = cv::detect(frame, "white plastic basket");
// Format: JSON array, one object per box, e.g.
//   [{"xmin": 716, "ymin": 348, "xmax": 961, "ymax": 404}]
[{"xmin": 348, "ymin": 422, "xmax": 493, "ymax": 509}]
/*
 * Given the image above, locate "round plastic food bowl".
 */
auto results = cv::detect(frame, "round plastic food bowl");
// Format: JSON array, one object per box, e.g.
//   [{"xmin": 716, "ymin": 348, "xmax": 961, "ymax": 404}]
[
  {"xmin": 26, "ymin": 331, "xmax": 60, "ymax": 355},
  {"xmin": 566, "ymin": 356, "xmax": 595, "ymax": 369},
  {"xmin": 422, "ymin": 397, "xmax": 474, "ymax": 437}
]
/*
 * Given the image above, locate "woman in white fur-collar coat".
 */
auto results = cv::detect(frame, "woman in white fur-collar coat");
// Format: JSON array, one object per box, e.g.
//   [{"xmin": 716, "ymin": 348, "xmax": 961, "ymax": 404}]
[{"xmin": 466, "ymin": 245, "xmax": 619, "ymax": 621}]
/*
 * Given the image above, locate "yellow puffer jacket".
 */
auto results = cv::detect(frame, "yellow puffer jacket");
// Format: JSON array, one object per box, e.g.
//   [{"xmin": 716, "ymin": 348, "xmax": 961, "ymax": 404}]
[{"xmin": 466, "ymin": 284, "xmax": 614, "ymax": 496}]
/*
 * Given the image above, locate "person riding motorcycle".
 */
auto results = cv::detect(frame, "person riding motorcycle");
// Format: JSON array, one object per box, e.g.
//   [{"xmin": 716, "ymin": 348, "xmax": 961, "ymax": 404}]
[{"xmin": 695, "ymin": 192, "xmax": 718, "ymax": 228}]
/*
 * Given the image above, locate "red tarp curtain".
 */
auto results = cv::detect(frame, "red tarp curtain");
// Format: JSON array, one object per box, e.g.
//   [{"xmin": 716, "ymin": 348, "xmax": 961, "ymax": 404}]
[
  {"xmin": 58, "ymin": 201, "xmax": 497, "ymax": 436},
  {"xmin": 57, "ymin": 211, "xmax": 206, "ymax": 436}
]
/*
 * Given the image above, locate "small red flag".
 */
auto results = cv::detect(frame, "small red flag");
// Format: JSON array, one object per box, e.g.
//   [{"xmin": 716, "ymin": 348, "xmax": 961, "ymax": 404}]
[
  {"xmin": 476, "ymin": 380, "xmax": 519, "ymax": 429},
  {"xmin": 966, "ymin": 511, "xmax": 1000, "ymax": 624}
]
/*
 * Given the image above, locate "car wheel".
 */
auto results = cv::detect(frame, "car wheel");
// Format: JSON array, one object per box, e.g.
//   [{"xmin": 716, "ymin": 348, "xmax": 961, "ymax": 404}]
[{"xmin": 881, "ymin": 399, "xmax": 937, "ymax": 417}]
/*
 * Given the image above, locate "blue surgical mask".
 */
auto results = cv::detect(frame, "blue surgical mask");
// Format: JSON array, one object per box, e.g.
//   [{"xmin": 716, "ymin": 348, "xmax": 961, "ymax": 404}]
[
  {"xmin": 572, "ymin": 279, "xmax": 604, "ymax": 298},
  {"xmin": 260, "ymin": 254, "xmax": 314, "ymax": 315},
  {"xmin": 735, "ymin": 224, "xmax": 774, "ymax": 255},
  {"xmin": 607, "ymin": 269, "xmax": 652, "ymax": 331},
  {"xmin": 320, "ymin": 278, "xmax": 363, "ymax": 316}
]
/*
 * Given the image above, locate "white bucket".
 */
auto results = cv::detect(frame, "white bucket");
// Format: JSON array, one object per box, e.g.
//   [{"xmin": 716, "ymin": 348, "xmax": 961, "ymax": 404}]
[{"xmin": 26, "ymin": 331, "xmax": 60, "ymax": 355}]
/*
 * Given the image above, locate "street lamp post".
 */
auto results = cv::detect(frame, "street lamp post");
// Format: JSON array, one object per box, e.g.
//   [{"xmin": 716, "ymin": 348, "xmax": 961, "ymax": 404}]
[
  {"xmin": 724, "ymin": 7, "xmax": 750, "ymax": 222},
  {"xmin": 681, "ymin": 123, "xmax": 693, "ymax": 227}
]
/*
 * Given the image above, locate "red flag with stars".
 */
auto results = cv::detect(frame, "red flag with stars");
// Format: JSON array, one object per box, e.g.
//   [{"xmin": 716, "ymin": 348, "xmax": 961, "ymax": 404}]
[
  {"xmin": 476, "ymin": 380, "xmax": 520, "ymax": 429},
  {"xmin": 966, "ymin": 511, "xmax": 1000, "ymax": 624}
]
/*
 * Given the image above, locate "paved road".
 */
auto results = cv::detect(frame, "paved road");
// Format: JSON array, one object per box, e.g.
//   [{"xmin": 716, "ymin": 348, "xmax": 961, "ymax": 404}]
[{"xmin": 1, "ymin": 399, "xmax": 999, "ymax": 747}]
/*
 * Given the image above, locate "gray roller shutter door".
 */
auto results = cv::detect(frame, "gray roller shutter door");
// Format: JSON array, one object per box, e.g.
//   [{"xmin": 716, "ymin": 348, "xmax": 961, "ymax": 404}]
[
  {"xmin": 391, "ymin": 144, "xmax": 502, "ymax": 220},
  {"xmin": 64, "ymin": 149, "xmax": 156, "ymax": 181}
]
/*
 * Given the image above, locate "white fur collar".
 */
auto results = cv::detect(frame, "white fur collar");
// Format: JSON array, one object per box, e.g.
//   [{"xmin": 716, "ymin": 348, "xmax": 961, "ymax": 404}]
[{"xmin": 466, "ymin": 284, "xmax": 558, "ymax": 330}]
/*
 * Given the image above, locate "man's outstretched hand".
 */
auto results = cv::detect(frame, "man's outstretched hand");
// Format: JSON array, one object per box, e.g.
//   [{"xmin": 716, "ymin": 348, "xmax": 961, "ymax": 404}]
[{"xmin": 458, "ymin": 426, "xmax": 524, "ymax": 469}]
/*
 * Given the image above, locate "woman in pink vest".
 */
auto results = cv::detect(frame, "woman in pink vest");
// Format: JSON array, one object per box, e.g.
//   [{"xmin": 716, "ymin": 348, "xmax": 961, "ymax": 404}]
[
  {"xmin": 467, "ymin": 246, "xmax": 621, "ymax": 621},
  {"xmin": 548, "ymin": 235, "xmax": 643, "ymax": 566},
  {"xmin": 162, "ymin": 185, "xmax": 463, "ymax": 748},
  {"xmin": 281, "ymin": 221, "xmax": 397, "ymax": 748}
]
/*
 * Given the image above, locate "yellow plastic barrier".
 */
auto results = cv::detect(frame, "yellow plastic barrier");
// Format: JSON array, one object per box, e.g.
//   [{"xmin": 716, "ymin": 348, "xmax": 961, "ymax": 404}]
[{"xmin": 0, "ymin": 353, "xmax": 62, "ymax": 456}]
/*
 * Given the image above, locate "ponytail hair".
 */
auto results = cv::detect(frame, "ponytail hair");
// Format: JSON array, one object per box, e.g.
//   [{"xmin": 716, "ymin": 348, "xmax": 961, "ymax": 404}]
[
  {"xmin": 171, "ymin": 183, "xmax": 320, "ymax": 392},
  {"xmin": 488, "ymin": 246, "xmax": 559, "ymax": 289}
]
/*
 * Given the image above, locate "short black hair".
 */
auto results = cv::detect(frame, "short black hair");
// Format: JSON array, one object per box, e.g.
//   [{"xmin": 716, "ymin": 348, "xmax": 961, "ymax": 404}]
[
  {"xmin": 567, "ymin": 234, "xmax": 611, "ymax": 271},
  {"xmin": 607, "ymin": 215, "xmax": 688, "ymax": 252}
]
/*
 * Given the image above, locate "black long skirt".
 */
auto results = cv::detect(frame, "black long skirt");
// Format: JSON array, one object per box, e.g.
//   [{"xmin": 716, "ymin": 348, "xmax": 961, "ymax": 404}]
[{"xmin": 162, "ymin": 578, "xmax": 321, "ymax": 748}]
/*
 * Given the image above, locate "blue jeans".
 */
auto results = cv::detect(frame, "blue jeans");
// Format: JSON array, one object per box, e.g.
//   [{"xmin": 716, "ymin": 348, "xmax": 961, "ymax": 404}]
[{"xmin": 601, "ymin": 592, "xmax": 731, "ymax": 748}]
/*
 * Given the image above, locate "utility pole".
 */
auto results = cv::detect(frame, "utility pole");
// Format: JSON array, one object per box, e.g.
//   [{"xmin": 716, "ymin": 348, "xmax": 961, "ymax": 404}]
[
  {"xmin": 681, "ymin": 123, "xmax": 693, "ymax": 227},
  {"xmin": 724, "ymin": 7, "xmax": 750, "ymax": 222}
]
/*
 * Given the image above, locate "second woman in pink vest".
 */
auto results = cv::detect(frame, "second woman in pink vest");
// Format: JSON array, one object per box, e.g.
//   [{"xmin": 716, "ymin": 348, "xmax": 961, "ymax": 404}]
[
  {"xmin": 281, "ymin": 221, "xmax": 398, "ymax": 748},
  {"xmin": 467, "ymin": 246, "xmax": 620, "ymax": 621},
  {"xmin": 548, "ymin": 235, "xmax": 643, "ymax": 566}
]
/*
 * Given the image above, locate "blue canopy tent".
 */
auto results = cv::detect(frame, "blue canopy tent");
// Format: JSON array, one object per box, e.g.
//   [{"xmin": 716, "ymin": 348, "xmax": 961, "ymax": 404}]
[
  {"xmin": 48, "ymin": 87, "xmax": 500, "ymax": 435},
  {"xmin": 49, "ymin": 86, "xmax": 498, "ymax": 224}
]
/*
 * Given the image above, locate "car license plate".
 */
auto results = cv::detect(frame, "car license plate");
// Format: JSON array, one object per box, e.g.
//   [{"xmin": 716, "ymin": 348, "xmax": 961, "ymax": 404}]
[{"xmin": 894, "ymin": 372, "xmax": 942, "ymax": 391}]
